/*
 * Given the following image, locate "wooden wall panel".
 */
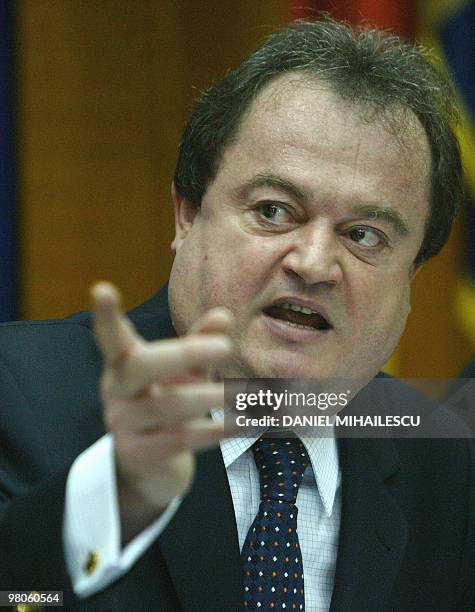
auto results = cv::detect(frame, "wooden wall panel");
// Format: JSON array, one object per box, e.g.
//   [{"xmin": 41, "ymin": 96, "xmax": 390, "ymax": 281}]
[{"xmin": 16, "ymin": 0, "xmax": 287, "ymax": 318}]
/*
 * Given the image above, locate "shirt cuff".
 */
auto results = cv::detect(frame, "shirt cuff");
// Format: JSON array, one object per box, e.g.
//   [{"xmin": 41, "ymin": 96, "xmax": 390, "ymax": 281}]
[{"xmin": 63, "ymin": 433, "xmax": 181, "ymax": 598}]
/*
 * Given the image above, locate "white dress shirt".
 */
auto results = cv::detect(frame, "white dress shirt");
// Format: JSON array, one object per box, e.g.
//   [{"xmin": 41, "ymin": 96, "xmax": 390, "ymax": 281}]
[
  {"xmin": 64, "ymin": 432, "xmax": 341, "ymax": 611},
  {"xmin": 221, "ymin": 433, "xmax": 341, "ymax": 612}
]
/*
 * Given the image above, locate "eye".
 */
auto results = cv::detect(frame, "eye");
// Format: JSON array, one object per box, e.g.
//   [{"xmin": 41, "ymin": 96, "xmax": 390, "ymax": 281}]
[
  {"xmin": 347, "ymin": 227, "xmax": 386, "ymax": 248},
  {"xmin": 259, "ymin": 202, "xmax": 293, "ymax": 224}
]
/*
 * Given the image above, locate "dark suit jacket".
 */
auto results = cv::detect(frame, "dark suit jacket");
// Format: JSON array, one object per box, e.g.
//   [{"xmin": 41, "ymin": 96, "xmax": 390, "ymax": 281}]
[{"xmin": 0, "ymin": 286, "xmax": 473, "ymax": 611}]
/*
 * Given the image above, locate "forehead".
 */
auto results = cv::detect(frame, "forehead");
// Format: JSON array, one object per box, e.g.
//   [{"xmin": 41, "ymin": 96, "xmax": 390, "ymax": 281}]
[
  {"xmin": 216, "ymin": 74, "xmax": 431, "ymax": 216},
  {"xmin": 240, "ymin": 73, "xmax": 429, "ymax": 151}
]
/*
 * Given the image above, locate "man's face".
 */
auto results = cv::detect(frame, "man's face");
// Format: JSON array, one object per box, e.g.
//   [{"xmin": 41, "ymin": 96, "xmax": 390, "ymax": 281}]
[{"xmin": 169, "ymin": 76, "xmax": 430, "ymax": 385}]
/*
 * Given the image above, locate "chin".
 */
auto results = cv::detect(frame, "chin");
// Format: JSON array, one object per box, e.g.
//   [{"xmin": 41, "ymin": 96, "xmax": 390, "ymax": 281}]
[{"xmin": 246, "ymin": 350, "xmax": 328, "ymax": 379}]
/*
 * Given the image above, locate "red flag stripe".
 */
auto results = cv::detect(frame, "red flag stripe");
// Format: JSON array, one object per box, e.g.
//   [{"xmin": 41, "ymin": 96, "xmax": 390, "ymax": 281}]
[{"xmin": 289, "ymin": 1, "xmax": 414, "ymax": 39}]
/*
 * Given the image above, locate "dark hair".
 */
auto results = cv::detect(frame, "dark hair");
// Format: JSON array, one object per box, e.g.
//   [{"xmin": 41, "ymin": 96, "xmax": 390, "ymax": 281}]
[{"xmin": 174, "ymin": 16, "xmax": 463, "ymax": 264}]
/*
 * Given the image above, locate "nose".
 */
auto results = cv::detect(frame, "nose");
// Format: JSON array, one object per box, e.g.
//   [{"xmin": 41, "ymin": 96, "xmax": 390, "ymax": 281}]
[{"xmin": 281, "ymin": 222, "xmax": 343, "ymax": 286}]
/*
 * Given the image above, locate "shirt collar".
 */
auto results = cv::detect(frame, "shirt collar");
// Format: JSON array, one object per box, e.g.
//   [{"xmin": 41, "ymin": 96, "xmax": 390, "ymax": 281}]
[
  {"xmin": 299, "ymin": 433, "xmax": 340, "ymax": 517},
  {"xmin": 214, "ymin": 410, "xmax": 340, "ymax": 517}
]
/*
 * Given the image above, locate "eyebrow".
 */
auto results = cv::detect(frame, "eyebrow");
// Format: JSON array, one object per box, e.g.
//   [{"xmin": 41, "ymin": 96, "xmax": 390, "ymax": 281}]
[
  {"xmin": 352, "ymin": 205, "xmax": 410, "ymax": 237},
  {"xmin": 232, "ymin": 173, "xmax": 308, "ymax": 202},
  {"xmin": 234, "ymin": 173, "xmax": 410, "ymax": 237}
]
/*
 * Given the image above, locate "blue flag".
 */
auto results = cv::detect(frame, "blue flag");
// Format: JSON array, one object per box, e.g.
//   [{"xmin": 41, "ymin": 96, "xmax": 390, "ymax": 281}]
[{"xmin": 0, "ymin": 0, "xmax": 16, "ymax": 321}]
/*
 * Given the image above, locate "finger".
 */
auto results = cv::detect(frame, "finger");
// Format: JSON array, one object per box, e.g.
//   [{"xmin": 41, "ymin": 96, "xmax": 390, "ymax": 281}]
[
  {"xmin": 91, "ymin": 282, "xmax": 138, "ymax": 367},
  {"xmin": 128, "ymin": 417, "xmax": 226, "ymax": 458},
  {"xmin": 174, "ymin": 417, "xmax": 226, "ymax": 452},
  {"xmin": 184, "ymin": 308, "xmax": 234, "ymax": 380},
  {"xmin": 159, "ymin": 371, "xmax": 206, "ymax": 386},
  {"xmin": 105, "ymin": 333, "xmax": 231, "ymax": 396},
  {"xmin": 107, "ymin": 382, "xmax": 224, "ymax": 430},
  {"xmin": 189, "ymin": 307, "xmax": 234, "ymax": 336}
]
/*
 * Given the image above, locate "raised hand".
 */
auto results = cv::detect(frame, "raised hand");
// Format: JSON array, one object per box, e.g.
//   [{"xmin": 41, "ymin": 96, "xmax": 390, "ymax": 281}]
[{"xmin": 91, "ymin": 282, "xmax": 233, "ymax": 541}]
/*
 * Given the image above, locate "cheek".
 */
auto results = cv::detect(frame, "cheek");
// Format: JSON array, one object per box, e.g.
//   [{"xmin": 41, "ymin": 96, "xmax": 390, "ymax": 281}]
[
  {"xmin": 202, "ymin": 253, "xmax": 267, "ymax": 318},
  {"xmin": 204, "ymin": 226, "xmax": 278, "ymax": 290},
  {"xmin": 350, "ymin": 271, "xmax": 412, "ymax": 338}
]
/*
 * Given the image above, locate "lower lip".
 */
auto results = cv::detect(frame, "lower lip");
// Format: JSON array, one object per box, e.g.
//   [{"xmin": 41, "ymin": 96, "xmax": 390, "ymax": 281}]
[{"xmin": 261, "ymin": 313, "xmax": 332, "ymax": 343}]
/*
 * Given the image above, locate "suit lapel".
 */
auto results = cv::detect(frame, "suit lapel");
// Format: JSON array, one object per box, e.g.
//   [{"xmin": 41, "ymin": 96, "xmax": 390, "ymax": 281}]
[
  {"xmin": 330, "ymin": 438, "xmax": 408, "ymax": 611},
  {"xmin": 158, "ymin": 447, "xmax": 242, "ymax": 612}
]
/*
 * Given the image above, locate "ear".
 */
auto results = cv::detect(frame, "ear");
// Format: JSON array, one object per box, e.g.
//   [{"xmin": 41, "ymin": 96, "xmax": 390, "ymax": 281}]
[
  {"xmin": 171, "ymin": 182, "xmax": 199, "ymax": 251},
  {"xmin": 409, "ymin": 261, "xmax": 424, "ymax": 280}
]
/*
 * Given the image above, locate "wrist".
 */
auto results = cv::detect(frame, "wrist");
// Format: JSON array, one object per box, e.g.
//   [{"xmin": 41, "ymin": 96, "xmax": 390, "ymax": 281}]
[{"xmin": 117, "ymin": 473, "xmax": 166, "ymax": 544}]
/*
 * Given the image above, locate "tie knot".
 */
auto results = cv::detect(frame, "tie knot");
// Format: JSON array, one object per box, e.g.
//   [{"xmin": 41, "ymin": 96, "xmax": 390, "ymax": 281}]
[{"xmin": 253, "ymin": 437, "xmax": 309, "ymax": 504}]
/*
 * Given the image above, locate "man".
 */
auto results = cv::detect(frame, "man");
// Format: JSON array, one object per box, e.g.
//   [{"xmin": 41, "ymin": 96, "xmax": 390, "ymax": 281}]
[{"xmin": 0, "ymin": 17, "xmax": 472, "ymax": 612}]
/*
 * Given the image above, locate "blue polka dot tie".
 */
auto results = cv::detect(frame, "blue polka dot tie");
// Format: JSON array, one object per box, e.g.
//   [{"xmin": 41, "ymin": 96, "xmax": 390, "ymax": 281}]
[{"xmin": 242, "ymin": 437, "xmax": 309, "ymax": 610}]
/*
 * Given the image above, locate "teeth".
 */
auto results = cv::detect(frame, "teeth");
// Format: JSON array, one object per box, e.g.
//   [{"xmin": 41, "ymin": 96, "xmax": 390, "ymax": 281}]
[{"xmin": 280, "ymin": 303, "xmax": 316, "ymax": 315}]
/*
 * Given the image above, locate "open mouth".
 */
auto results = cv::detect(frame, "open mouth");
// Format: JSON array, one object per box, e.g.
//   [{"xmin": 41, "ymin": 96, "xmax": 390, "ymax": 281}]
[{"xmin": 263, "ymin": 302, "xmax": 332, "ymax": 331}]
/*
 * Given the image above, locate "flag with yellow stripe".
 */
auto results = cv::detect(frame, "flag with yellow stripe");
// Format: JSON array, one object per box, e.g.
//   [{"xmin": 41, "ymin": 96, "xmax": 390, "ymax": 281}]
[{"xmin": 418, "ymin": 0, "xmax": 475, "ymax": 347}]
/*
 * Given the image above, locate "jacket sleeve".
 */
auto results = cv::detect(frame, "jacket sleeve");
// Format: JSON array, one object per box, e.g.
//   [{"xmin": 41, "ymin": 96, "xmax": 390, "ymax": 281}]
[{"xmin": 0, "ymin": 320, "xmax": 102, "ymax": 607}]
